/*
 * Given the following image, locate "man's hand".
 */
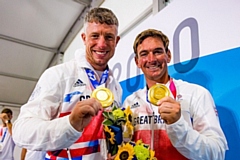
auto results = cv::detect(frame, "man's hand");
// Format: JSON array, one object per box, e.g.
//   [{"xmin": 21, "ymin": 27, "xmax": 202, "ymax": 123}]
[
  {"xmin": 69, "ymin": 98, "xmax": 103, "ymax": 132},
  {"xmin": 0, "ymin": 113, "xmax": 9, "ymax": 122},
  {"xmin": 107, "ymin": 153, "xmax": 116, "ymax": 160},
  {"xmin": 157, "ymin": 96, "xmax": 181, "ymax": 124}
]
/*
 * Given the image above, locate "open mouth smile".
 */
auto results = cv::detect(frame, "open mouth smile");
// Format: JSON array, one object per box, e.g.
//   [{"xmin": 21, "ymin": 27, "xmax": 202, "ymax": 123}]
[{"xmin": 93, "ymin": 50, "xmax": 108, "ymax": 55}]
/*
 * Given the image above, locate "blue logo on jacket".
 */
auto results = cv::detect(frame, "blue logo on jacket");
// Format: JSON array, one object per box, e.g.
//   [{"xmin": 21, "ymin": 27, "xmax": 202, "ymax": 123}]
[{"xmin": 64, "ymin": 91, "xmax": 82, "ymax": 102}]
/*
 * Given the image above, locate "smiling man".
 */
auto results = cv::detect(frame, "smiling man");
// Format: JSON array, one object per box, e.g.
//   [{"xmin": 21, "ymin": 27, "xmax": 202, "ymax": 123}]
[
  {"xmin": 123, "ymin": 29, "xmax": 228, "ymax": 160},
  {"xmin": 13, "ymin": 8, "xmax": 122, "ymax": 160}
]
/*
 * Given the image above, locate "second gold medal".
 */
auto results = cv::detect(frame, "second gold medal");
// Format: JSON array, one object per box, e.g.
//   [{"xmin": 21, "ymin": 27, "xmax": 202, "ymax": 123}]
[{"xmin": 148, "ymin": 84, "xmax": 170, "ymax": 105}]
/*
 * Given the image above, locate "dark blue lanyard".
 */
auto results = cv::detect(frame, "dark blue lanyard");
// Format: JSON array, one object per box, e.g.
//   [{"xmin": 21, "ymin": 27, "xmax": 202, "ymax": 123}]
[
  {"xmin": 85, "ymin": 67, "xmax": 109, "ymax": 89},
  {"xmin": 1, "ymin": 128, "xmax": 7, "ymax": 142}
]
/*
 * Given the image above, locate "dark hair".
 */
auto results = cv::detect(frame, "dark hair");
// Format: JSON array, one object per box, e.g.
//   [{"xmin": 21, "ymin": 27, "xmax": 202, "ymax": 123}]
[
  {"xmin": 84, "ymin": 7, "xmax": 119, "ymax": 26},
  {"xmin": 133, "ymin": 29, "xmax": 169, "ymax": 57},
  {"xmin": 1, "ymin": 108, "xmax": 13, "ymax": 115}
]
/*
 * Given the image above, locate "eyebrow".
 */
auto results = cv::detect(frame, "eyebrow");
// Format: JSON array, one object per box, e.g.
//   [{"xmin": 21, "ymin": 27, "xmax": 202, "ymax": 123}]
[
  {"xmin": 154, "ymin": 47, "xmax": 165, "ymax": 51},
  {"xmin": 139, "ymin": 47, "xmax": 164, "ymax": 53}
]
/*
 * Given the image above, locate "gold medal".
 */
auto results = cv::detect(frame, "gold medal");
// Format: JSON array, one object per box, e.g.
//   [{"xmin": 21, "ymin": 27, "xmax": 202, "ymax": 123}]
[
  {"xmin": 91, "ymin": 87, "xmax": 114, "ymax": 108},
  {"xmin": 148, "ymin": 84, "xmax": 170, "ymax": 105}
]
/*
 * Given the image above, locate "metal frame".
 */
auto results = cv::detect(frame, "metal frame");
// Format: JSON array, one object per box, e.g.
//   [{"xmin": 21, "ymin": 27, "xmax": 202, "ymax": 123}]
[{"xmin": 0, "ymin": 0, "xmax": 171, "ymax": 108}]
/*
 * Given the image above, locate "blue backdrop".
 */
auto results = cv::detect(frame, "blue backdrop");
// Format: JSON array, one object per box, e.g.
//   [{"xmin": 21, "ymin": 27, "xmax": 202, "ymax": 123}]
[{"xmin": 120, "ymin": 47, "xmax": 240, "ymax": 160}]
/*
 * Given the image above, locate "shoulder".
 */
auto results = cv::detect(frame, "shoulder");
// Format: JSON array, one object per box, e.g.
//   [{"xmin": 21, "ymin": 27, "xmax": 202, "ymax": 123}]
[
  {"xmin": 46, "ymin": 60, "xmax": 75, "ymax": 75},
  {"xmin": 41, "ymin": 60, "xmax": 76, "ymax": 80},
  {"xmin": 44, "ymin": 48, "xmax": 86, "ymax": 78},
  {"xmin": 174, "ymin": 78, "xmax": 209, "ymax": 92},
  {"xmin": 173, "ymin": 78, "xmax": 213, "ymax": 101},
  {"xmin": 34, "ymin": 60, "xmax": 77, "ymax": 95},
  {"xmin": 124, "ymin": 88, "xmax": 145, "ymax": 102}
]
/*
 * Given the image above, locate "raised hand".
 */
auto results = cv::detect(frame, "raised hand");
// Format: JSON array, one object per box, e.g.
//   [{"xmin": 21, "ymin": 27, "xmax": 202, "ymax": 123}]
[
  {"xmin": 69, "ymin": 98, "xmax": 103, "ymax": 131},
  {"xmin": 157, "ymin": 96, "xmax": 181, "ymax": 124},
  {"xmin": 0, "ymin": 113, "xmax": 9, "ymax": 122}
]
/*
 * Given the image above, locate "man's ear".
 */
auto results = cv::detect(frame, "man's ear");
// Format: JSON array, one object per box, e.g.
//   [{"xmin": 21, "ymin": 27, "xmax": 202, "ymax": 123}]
[
  {"xmin": 81, "ymin": 33, "xmax": 86, "ymax": 45},
  {"xmin": 135, "ymin": 56, "xmax": 140, "ymax": 68},
  {"xmin": 167, "ymin": 49, "xmax": 172, "ymax": 63},
  {"xmin": 116, "ymin": 36, "xmax": 120, "ymax": 45}
]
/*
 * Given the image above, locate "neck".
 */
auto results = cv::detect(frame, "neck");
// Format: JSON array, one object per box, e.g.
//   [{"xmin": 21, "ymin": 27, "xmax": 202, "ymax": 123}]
[
  {"xmin": 85, "ymin": 55, "xmax": 108, "ymax": 71},
  {"xmin": 92, "ymin": 65, "xmax": 107, "ymax": 71},
  {"xmin": 146, "ymin": 75, "xmax": 170, "ymax": 88},
  {"xmin": 96, "ymin": 65, "xmax": 108, "ymax": 72},
  {"xmin": 91, "ymin": 64, "xmax": 108, "ymax": 71},
  {"xmin": 86, "ymin": 56, "xmax": 108, "ymax": 71}
]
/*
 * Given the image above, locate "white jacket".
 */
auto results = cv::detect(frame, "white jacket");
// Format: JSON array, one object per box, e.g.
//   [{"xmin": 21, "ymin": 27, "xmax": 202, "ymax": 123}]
[
  {"xmin": 0, "ymin": 127, "xmax": 15, "ymax": 160},
  {"xmin": 123, "ymin": 79, "xmax": 228, "ymax": 160},
  {"xmin": 13, "ymin": 49, "xmax": 122, "ymax": 159}
]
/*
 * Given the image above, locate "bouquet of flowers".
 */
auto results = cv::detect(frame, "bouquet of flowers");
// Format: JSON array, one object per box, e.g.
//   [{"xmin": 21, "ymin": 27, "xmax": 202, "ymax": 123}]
[{"xmin": 102, "ymin": 106, "xmax": 156, "ymax": 160}]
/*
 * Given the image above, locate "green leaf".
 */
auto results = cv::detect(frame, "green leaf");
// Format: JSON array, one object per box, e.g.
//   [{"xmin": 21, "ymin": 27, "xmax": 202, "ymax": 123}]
[
  {"xmin": 103, "ymin": 119, "xmax": 114, "ymax": 126},
  {"xmin": 102, "ymin": 111, "xmax": 109, "ymax": 118},
  {"xmin": 112, "ymin": 105, "xmax": 118, "ymax": 111},
  {"xmin": 112, "ymin": 143, "xmax": 118, "ymax": 156},
  {"xmin": 108, "ymin": 112, "xmax": 115, "ymax": 121},
  {"xmin": 116, "ymin": 118, "xmax": 126, "ymax": 124},
  {"xmin": 117, "ymin": 117, "xmax": 126, "ymax": 121}
]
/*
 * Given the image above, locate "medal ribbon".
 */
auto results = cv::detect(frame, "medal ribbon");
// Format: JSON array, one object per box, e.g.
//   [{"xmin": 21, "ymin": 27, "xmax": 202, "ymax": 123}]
[
  {"xmin": 146, "ymin": 78, "xmax": 177, "ymax": 102},
  {"xmin": 85, "ymin": 67, "xmax": 109, "ymax": 89},
  {"xmin": 49, "ymin": 67, "xmax": 109, "ymax": 158},
  {"xmin": 146, "ymin": 78, "xmax": 177, "ymax": 150},
  {"xmin": 169, "ymin": 78, "xmax": 176, "ymax": 99}
]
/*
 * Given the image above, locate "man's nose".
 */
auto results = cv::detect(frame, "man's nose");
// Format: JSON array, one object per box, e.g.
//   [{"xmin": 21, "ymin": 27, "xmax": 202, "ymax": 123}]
[
  {"xmin": 148, "ymin": 52, "xmax": 157, "ymax": 61},
  {"xmin": 97, "ymin": 36, "xmax": 107, "ymax": 48}
]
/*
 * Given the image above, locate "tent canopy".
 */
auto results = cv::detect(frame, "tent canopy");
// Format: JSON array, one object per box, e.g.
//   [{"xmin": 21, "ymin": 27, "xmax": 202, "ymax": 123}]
[{"xmin": 0, "ymin": 0, "xmax": 103, "ymax": 108}]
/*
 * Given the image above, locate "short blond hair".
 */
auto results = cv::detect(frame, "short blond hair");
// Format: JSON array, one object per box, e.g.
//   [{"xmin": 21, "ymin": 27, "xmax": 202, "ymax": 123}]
[{"xmin": 84, "ymin": 7, "xmax": 119, "ymax": 28}]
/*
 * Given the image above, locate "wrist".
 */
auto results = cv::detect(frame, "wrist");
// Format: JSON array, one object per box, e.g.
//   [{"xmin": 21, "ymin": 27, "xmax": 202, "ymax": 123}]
[
  {"xmin": 5, "ymin": 120, "xmax": 11, "ymax": 124},
  {"xmin": 69, "ymin": 116, "xmax": 84, "ymax": 132}
]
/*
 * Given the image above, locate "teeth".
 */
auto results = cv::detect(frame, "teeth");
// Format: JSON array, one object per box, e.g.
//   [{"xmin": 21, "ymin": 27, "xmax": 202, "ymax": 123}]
[
  {"xmin": 95, "ymin": 51, "xmax": 107, "ymax": 55},
  {"xmin": 148, "ymin": 66, "xmax": 158, "ymax": 69}
]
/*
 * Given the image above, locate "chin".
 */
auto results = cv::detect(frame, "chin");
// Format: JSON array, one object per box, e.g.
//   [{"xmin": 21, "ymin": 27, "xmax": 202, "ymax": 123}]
[{"xmin": 96, "ymin": 61, "xmax": 107, "ymax": 66}]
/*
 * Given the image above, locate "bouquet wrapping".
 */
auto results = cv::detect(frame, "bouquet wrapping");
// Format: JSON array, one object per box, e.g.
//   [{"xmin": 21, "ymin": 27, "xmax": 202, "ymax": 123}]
[{"xmin": 102, "ymin": 106, "xmax": 156, "ymax": 160}]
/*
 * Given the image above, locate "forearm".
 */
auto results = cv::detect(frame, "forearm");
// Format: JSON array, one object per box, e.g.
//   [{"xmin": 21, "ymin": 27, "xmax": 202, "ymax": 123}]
[
  {"xmin": 21, "ymin": 148, "xmax": 27, "ymax": 160},
  {"xmin": 166, "ymin": 116, "xmax": 227, "ymax": 160},
  {"xmin": 6, "ymin": 121, "xmax": 12, "ymax": 135},
  {"xmin": 13, "ymin": 115, "xmax": 82, "ymax": 151}
]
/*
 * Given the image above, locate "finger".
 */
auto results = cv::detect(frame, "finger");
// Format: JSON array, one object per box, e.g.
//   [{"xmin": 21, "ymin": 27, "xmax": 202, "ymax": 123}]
[
  {"xmin": 158, "ymin": 108, "xmax": 171, "ymax": 116},
  {"xmin": 91, "ymin": 98, "xmax": 103, "ymax": 113},
  {"xmin": 157, "ymin": 96, "xmax": 175, "ymax": 105},
  {"xmin": 159, "ymin": 101, "xmax": 180, "ymax": 113},
  {"xmin": 107, "ymin": 153, "xmax": 116, "ymax": 160},
  {"xmin": 80, "ymin": 105, "xmax": 97, "ymax": 117},
  {"xmin": 79, "ymin": 98, "xmax": 102, "ymax": 115},
  {"xmin": 158, "ymin": 102, "xmax": 181, "ymax": 124},
  {"xmin": 1, "ymin": 113, "xmax": 8, "ymax": 120},
  {"xmin": 158, "ymin": 101, "xmax": 174, "ymax": 110}
]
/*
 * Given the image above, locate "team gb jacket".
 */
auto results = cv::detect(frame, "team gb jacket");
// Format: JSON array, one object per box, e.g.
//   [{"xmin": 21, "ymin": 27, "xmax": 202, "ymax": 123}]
[
  {"xmin": 13, "ymin": 49, "xmax": 122, "ymax": 160},
  {"xmin": 123, "ymin": 79, "xmax": 228, "ymax": 160}
]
